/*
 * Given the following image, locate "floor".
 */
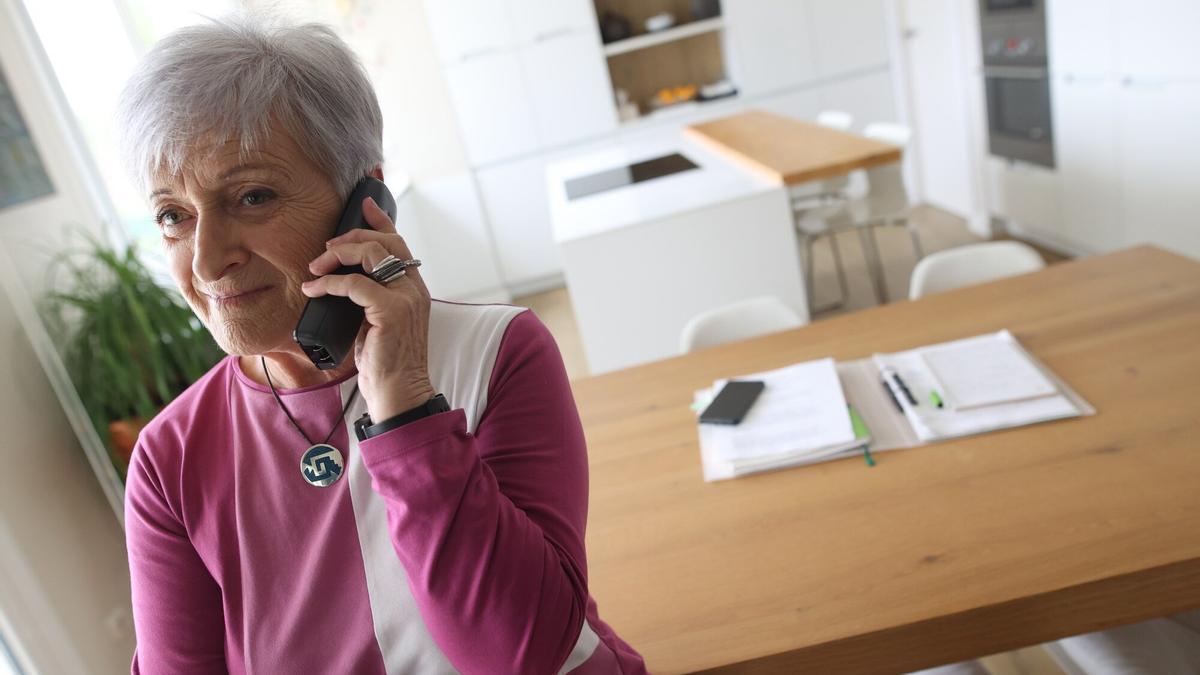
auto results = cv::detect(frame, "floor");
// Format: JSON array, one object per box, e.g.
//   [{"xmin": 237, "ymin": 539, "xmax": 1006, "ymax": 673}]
[{"xmin": 513, "ymin": 205, "xmax": 1069, "ymax": 675}]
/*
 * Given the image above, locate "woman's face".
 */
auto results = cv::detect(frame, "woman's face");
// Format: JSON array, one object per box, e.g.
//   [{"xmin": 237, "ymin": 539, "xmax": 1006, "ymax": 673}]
[{"xmin": 148, "ymin": 128, "xmax": 344, "ymax": 357}]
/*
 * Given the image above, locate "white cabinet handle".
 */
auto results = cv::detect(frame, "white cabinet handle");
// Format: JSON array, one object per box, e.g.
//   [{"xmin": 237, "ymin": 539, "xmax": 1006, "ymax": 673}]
[{"xmin": 533, "ymin": 27, "xmax": 574, "ymax": 43}]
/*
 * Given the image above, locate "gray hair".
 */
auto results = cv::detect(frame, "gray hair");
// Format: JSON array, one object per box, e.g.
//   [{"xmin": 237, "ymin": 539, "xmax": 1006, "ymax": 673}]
[{"xmin": 116, "ymin": 14, "xmax": 383, "ymax": 199}]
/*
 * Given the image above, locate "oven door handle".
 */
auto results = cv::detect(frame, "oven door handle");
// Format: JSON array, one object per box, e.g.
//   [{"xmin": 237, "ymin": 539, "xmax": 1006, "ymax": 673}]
[{"xmin": 983, "ymin": 65, "xmax": 1049, "ymax": 80}]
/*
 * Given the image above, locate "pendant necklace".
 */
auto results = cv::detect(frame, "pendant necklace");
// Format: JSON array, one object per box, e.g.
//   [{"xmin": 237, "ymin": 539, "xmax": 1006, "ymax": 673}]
[{"xmin": 262, "ymin": 356, "xmax": 359, "ymax": 487}]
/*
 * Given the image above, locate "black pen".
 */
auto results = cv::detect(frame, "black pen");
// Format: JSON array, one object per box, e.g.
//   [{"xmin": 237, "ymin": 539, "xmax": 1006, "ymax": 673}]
[
  {"xmin": 893, "ymin": 372, "xmax": 918, "ymax": 406},
  {"xmin": 881, "ymin": 379, "xmax": 903, "ymax": 412}
]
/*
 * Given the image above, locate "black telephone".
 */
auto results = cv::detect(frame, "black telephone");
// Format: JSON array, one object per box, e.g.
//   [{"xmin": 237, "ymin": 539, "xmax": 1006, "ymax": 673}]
[{"xmin": 293, "ymin": 177, "xmax": 397, "ymax": 370}]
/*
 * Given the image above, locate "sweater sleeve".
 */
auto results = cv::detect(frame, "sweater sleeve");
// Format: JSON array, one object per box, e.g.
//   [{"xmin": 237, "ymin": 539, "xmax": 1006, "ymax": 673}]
[
  {"xmin": 125, "ymin": 440, "xmax": 228, "ymax": 674},
  {"xmin": 356, "ymin": 309, "xmax": 593, "ymax": 675}
]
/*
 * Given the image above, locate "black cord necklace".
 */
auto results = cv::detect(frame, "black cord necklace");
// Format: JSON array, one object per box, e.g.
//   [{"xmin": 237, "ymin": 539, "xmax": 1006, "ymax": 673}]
[{"xmin": 262, "ymin": 356, "xmax": 359, "ymax": 487}]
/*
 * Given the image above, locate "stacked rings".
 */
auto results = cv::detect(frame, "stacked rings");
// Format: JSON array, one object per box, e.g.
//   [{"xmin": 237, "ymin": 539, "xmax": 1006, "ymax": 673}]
[{"xmin": 368, "ymin": 255, "xmax": 422, "ymax": 285}]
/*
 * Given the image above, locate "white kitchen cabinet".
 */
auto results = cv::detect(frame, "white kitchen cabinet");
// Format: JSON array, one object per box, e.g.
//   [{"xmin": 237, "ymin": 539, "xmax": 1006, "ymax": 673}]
[
  {"xmin": 422, "ymin": 0, "xmax": 515, "ymax": 65},
  {"xmin": 987, "ymin": 157, "xmax": 1060, "ymax": 241},
  {"xmin": 808, "ymin": 0, "xmax": 890, "ymax": 79},
  {"xmin": 394, "ymin": 173, "xmax": 508, "ymax": 302},
  {"xmin": 1046, "ymin": 0, "xmax": 1116, "ymax": 78},
  {"xmin": 475, "ymin": 155, "xmax": 560, "ymax": 288},
  {"xmin": 1051, "ymin": 76, "xmax": 1123, "ymax": 254},
  {"xmin": 1115, "ymin": 0, "xmax": 1200, "ymax": 81},
  {"xmin": 817, "ymin": 67, "xmax": 898, "ymax": 127},
  {"xmin": 756, "ymin": 86, "xmax": 821, "ymax": 122},
  {"xmin": 1118, "ymin": 81, "xmax": 1200, "ymax": 259},
  {"xmin": 724, "ymin": 0, "xmax": 816, "ymax": 97},
  {"xmin": 507, "ymin": 0, "xmax": 596, "ymax": 44},
  {"xmin": 443, "ymin": 50, "xmax": 541, "ymax": 166},
  {"xmin": 519, "ymin": 30, "xmax": 617, "ymax": 149}
]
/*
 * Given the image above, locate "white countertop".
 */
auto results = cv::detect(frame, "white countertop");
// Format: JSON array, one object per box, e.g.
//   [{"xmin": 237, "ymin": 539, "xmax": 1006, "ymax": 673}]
[{"xmin": 547, "ymin": 129, "xmax": 782, "ymax": 244}]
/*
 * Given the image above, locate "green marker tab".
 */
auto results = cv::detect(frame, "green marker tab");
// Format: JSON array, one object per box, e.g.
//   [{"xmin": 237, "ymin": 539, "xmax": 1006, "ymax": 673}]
[
  {"xmin": 847, "ymin": 405, "xmax": 876, "ymax": 467},
  {"xmin": 930, "ymin": 390, "xmax": 945, "ymax": 409}
]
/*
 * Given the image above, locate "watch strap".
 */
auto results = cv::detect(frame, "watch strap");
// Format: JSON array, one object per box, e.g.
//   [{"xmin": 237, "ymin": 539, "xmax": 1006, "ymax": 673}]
[{"xmin": 354, "ymin": 394, "xmax": 450, "ymax": 441}]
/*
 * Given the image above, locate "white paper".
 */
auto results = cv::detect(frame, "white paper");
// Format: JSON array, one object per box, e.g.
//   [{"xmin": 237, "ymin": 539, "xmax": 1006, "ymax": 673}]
[
  {"xmin": 873, "ymin": 331, "xmax": 1086, "ymax": 442},
  {"xmin": 920, "ymin": 336, "xmax": 1057, "ymax": 410},
  {"xmin": 707, "ymin": 358, "xmax": 855, "ymax": 462}
]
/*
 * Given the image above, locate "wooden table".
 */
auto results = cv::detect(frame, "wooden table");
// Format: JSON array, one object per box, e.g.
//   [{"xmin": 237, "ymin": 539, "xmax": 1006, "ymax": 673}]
[
  {"xmin": 576, "ymin": 246, "xmax": 1200, "ymax": 674},
  {"xmin": 683, "ymin": 109, "xmax": 903, "ymax": 186}
]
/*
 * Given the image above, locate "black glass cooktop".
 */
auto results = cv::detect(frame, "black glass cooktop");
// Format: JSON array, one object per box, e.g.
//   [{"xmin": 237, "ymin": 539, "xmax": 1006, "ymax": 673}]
[{"xmin": 564, "ymin": 153, "xmax": 699, "ymax": 200}]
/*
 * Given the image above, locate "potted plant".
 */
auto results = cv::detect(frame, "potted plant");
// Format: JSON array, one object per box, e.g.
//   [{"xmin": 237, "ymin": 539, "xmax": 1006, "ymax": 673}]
[{"xmin": 41, "ymin": 235, "xmax": 224, "ymax": 477}]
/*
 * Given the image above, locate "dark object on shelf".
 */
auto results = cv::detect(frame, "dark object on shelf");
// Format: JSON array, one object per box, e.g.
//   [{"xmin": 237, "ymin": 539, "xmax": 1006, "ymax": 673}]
[
  {"xmin": 599, "ymin": 11, "xmax": 632, "ymax": 44},
  {"xmin": 698, "ymin": 82, "xmax": 738, "ymax": 102},
  {"xmin": 691, "ymin": 0, "xmax": 722, "ymax": 20}
]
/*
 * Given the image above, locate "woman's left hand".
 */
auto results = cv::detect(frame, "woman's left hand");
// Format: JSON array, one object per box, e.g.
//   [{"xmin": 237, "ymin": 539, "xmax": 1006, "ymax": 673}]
[{"xmin": 302, "ymin": 196, "xmax": 436, "ymax": 422}]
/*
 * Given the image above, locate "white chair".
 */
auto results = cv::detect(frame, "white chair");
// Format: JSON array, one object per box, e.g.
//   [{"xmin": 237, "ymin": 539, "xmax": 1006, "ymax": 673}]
[
  {"xmin": 816, "ymin": 109, "xmax": 854, "ymax": 131},
  {"xmin": 679, "ymin": 296, "xmax": 805, "ymax": 354},
  {"xmin": 908, "ymin": 241, "xmax": 1045, "ymax": 300}
]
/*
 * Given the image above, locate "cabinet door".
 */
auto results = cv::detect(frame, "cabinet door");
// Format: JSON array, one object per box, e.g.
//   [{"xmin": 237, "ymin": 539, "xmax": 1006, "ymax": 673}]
[
  {"xmin": 423, "ymin": 0, "xmax": 515, "ymax": 64},
  {"xmin": 808, "ymin": 0, "xmax": 890, "ymax": 79},
  {"xmin": 443, "ymin": 51, "xmax": 541, "ymax": 166},
  {"xmin": 1051, "ymin": 76, "xmax": 1122, "ymax": 253},
  {"xmin": 476, "ymin": 156, "xmax": 560, "ymax": 285},
  {"xmin": 519, "ymin": 30, "xmax": 617, "ymax": 149},
  {"xmin": 1118, "ymin": 81, "xmax": 1200, "ymax": 259},
  {"xmin": 1116, "ymin": 0, "xmax": 1200, "ymax": 81},
  {"xmin": 1046, "ymin": 0, "xmax": 1116, "ymax": 78},
  {"xmin": 723, "ymin": 0, "xmax": 816, "ymax": 96},
  {"xmin": 818, "ymin": 68, "xmax": 898, "ymax": 127},
  {"xmin": 507, "ymin": 0, "xmax": 596, "ymax": 45}
]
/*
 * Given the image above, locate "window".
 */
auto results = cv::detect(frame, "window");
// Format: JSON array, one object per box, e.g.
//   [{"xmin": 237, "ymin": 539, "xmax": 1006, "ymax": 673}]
[{"xmin": 20, "ymin": 0, "xmax": 235, "ymax": 253}]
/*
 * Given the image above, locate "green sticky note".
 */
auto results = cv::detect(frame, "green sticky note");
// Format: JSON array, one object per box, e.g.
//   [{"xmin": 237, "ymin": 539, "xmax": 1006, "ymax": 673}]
[{"xmin": 848, "ymin": 405, "xmax": 871, "ymax": 440}]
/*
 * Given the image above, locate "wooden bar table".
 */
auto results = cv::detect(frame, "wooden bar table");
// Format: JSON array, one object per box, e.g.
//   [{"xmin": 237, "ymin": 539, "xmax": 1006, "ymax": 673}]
[
  {"xmin": 683, "ymin": 109, "xmax": 903, "ymax": 186},
  {"xmin": 575, "ymin": 246, "xmax": 1200, "ymax": 673}
]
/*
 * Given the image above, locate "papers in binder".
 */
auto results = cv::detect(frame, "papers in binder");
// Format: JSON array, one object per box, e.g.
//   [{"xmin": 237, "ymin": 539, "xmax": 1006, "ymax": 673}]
[
  {"xmin": 694, "ymin": 329, "xmax": 1094, "ymax": 482},
  {"xmin": 696, "ymin": 358, "xmax": 864, "ymax": 481}
]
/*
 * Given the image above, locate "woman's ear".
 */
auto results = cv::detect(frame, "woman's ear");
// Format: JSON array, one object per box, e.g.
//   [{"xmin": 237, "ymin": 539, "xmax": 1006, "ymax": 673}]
[{"xmin": 369, "ymin": 165, "xmax": 384, "ymax": 182}]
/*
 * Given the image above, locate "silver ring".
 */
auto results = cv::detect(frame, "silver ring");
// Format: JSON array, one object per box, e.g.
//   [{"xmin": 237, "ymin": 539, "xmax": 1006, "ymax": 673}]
[{"xmin": 368, "ymin": 256, "xmax": 421, "ymax": 285}]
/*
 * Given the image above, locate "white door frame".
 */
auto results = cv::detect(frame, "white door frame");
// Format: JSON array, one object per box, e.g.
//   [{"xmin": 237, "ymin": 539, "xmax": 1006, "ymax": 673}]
[{"xmin": 885, "ymin": 0, "xmax": 994, "ymax": 238}]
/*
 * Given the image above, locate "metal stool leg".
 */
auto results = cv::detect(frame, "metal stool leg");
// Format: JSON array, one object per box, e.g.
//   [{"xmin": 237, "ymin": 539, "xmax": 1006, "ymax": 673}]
[
  {"xmin": 827, "ymin": 229, "xmax": 850, "ymax": 306},
  {"xmin": 857, "ymin": 223, "xmax": 888, "ymax": 305},
  {"xmin": 801, "ymin": 229, "xmax": 848, "ymax": 315},
  {"xmin": 902, "ymin": 216, "xmax": 925, "ymax": 260}
]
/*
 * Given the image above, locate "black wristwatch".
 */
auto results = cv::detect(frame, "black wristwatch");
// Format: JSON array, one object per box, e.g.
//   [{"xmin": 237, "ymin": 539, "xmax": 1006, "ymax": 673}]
[{"xmin": 354, "ymin": 394, "xmax": 451, "ymax": 441}]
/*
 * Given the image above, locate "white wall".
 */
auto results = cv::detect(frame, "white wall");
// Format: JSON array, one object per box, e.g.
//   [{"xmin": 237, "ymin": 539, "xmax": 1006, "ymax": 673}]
[{"xmin": 0, "ymin": 0, "xmax": 135, "ymax": 672}]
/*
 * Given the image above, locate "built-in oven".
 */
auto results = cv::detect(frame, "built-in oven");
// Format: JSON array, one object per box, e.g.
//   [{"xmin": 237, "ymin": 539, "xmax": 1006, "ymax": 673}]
[{"xmin": 979, "ymin": 0, "xmax": 1055, "ymax": 168}]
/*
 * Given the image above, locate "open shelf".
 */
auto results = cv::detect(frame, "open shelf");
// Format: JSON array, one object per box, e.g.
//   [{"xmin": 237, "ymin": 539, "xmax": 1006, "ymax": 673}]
[{"xmin": 602, "ymin": 17, "xmax": 725, "ymax": 57}]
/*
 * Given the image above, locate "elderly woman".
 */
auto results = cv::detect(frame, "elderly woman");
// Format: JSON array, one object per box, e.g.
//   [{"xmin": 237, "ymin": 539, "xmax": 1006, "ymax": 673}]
[{"xmin": 115, "ymin": 16, "xmax": 645, "ymax": 675}]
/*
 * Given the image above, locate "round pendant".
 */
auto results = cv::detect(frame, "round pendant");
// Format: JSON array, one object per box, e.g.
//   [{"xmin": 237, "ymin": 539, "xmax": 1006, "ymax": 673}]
[{"xmin": 300, "ymin": 444, "xmax": 344, "ymax": 487}]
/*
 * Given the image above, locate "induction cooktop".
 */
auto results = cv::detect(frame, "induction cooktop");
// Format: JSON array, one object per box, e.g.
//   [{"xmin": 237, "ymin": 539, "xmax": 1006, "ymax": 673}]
[{"xmin": 564, "ymin": 153, "xmax": 700, "ymax": 200}]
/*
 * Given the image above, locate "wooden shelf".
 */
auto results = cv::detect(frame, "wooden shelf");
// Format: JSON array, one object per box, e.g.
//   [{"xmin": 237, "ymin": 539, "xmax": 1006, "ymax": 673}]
[{"xmin": 602, "ymin": 17, "xmax": 724, "ymax": 57}]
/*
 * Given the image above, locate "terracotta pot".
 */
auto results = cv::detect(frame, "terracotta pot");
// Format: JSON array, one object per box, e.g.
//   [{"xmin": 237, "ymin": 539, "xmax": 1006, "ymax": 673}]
[{"xmin": 109, "ymin": 417, "xmax": 148, "ymax": 471}]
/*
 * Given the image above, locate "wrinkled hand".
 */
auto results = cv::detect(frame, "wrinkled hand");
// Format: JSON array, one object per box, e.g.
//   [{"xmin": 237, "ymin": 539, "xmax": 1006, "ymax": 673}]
[{"xmin": 302, "ymin": 196, "xmax": 436, "ymax": 422}]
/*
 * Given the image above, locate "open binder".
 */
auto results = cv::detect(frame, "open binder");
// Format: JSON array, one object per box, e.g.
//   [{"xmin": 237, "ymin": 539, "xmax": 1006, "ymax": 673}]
[{"xmin": 696, "ymin": 330, "xmax": 1096, "ymax": 482}]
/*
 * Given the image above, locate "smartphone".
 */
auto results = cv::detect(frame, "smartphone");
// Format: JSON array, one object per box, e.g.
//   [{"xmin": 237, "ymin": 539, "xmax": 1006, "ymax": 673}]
[
  {"xmin": 699, "ymin": 380, "xmax": 766, "ymax": 425},
  {"xmin": 293, "ymin": 177, "xmax": 397, "ymax": 370}
]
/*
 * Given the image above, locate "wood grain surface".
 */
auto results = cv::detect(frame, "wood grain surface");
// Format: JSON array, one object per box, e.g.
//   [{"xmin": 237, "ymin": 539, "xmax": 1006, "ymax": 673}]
[
  {"xmin": 575, "ymin": 246, "xmax": 1200, "ymax": 674},
  {"xmin": 684, "ymin": 109, "xmax": 904, "ymax": 186}
]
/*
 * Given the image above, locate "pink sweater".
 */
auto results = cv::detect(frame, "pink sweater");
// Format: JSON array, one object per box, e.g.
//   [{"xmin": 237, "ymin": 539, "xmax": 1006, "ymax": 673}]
[{"xmin": 125, "ymin": 302, "xmax": 646, "ymax": 674}]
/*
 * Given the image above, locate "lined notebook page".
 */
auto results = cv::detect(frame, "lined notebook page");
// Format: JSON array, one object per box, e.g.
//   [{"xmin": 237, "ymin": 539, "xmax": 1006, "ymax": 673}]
[{"xmin": 920, "ymin": 336, "xmax": 1058, "ymax": 410}]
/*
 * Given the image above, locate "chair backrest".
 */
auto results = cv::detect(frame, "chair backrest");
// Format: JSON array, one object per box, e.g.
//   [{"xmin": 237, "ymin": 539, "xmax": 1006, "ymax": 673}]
[
  {"xmin": 863, "ymin": 122, "xmax": 913, "ymax": 147},
  {"xmin": 908, "ymin": 241, "xmax": 1046, "ymax": 299},
  {"xmin": 816, "ymin": 110, "xmax": 854, "ymax": 131},
  {"xmin": 680, "ymin": 296, "xmax": 805, "ymax": 354}
]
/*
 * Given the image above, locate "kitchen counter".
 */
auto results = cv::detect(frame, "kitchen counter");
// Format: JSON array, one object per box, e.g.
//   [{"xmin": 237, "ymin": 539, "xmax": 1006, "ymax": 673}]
[
  {"xmin": 546, "ymin": 128, "xmax": 808, "ymax": 374},
  {"xmin": 547, "ymin": 130, "xmax": 782, "ymax": 244}
]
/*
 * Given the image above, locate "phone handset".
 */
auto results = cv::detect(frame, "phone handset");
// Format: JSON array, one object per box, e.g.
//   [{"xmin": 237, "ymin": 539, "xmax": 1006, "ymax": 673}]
[{"xmin": 293, "ymin": 177, "xmax": 397, "ymax": 370}]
